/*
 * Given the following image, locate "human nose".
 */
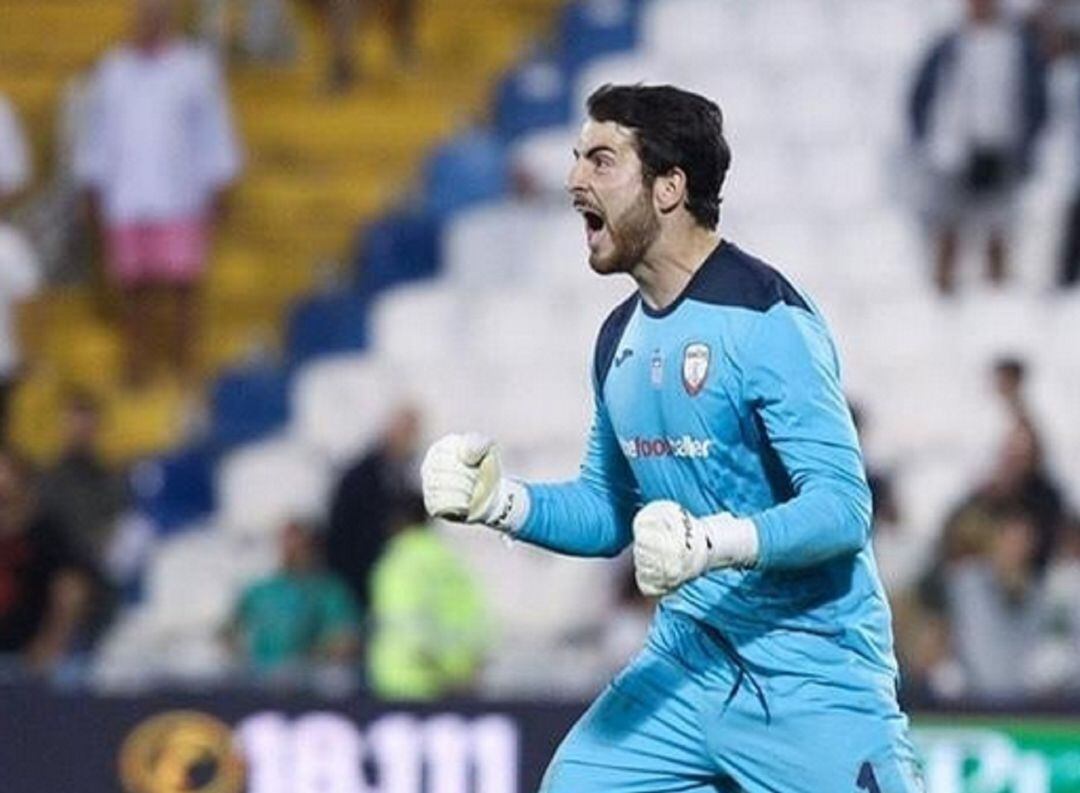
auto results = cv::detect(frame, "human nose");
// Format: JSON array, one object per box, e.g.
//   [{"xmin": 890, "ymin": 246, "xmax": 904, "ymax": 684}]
[{"xmin": 566, "ymin": 158, "xmax": 587, "ymax": 195}]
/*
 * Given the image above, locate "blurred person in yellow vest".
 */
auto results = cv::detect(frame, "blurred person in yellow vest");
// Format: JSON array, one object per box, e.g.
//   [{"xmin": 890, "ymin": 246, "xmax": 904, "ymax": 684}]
[{"xmin": 367, "ymin": 496, "xmax": 487, "ymax": 701}]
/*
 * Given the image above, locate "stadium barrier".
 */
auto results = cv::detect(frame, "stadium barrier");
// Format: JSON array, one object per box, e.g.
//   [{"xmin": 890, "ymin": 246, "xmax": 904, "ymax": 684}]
[{"xmin": 1, "ymin": 684, "xmax": 1079, "ymax": 792}]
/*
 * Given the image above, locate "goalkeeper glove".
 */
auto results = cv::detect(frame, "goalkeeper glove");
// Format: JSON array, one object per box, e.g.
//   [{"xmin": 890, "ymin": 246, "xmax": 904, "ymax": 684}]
[
  {"xmin": 632, "ymin": 501, "xmax": 759, "ymax": 597},
  {"xmin": 420, "ymin": 433, "xmax": 528, "ymax": 531}
]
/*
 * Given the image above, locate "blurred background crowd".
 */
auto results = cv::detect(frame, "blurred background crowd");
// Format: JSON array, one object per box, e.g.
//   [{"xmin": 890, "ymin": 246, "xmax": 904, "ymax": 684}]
[{"xmin": 1, "ymin": 0, "xmax": 1079, "ymax": 710}]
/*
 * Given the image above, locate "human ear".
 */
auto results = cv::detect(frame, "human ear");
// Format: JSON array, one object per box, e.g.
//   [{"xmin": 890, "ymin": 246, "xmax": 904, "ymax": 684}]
[{"xmin": 653, "ymin": 168, "xmax": 687, "ymax": 215}]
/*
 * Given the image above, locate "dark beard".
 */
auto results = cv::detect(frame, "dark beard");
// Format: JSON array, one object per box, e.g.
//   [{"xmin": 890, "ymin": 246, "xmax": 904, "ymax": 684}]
[{"xmin": 592, "ymin": 189, "xmax": 660, "ymax": 274}]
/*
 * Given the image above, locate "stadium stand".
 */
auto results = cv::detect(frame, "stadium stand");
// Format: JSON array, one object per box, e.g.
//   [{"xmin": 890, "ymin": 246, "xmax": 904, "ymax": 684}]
[{"xmin": 7, "ymin": 0, "xmax": 1076, "ymax": 698}]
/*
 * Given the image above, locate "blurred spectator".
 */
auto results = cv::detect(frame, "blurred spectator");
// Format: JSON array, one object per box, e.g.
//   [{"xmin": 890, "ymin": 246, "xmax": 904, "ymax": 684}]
[
  {"xmin": 39, "ymin": 392, "xmax": 129, "ymax": 566},
  {"xmin": 197, "ymin": 0, "xmax": 297, "ymax": 63},
  {"xmin": 305, "ymin": 0, "xmax": 417, "ymax": 92},
  {"xmin": 945, "ymin": 508, "xmax": 1047, "ymax": 700},
  {"xmin": 326, "ymin": 405, "xmax": 421, "ymax": 610},
  {"xmin": 74, "ymin": 0, "xmax": 242, "ymax": 387},
  {"xmin": 228, "ymin": 518, "xmax": 361, "ymax": 676},
  {"xmin": 941, "ymin": 421, "xmax": 1063, "ymax": 572},
  {"xmin": 1033, "ymin": 515, "xmax": 1080, "ymax": 693},
  {"xmin": 367, "ymin": 498, "xmax": 487, "ymax": 701},
  {"xmin": 0, "ymin": 237, "xmax": 41, "ymax": 447},
  {"xmin": 993, "ymin": 354, "xmax": 1031, "ymax": 426},
  {"xmin": 909, "ymin": 0, "xmax": 1049, "ymax": 294},
  {"xmin": 0, "ymin": 449, "xmax": 97, "ymax": 673},
  {"xmin": 0, "ymin": 93, "xmax": 31, "ymax": 215},
  {"xmin": 1047, "ymin": 0, "xmax": 1080, "ymax": 286},
  {"xmin": 0, "ymin": 93, "xmax": 40, "ymax": 446}
]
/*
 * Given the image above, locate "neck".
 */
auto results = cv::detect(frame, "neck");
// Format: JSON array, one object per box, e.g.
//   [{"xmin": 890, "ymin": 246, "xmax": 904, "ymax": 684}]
[{"xmin": 632, "ymin": 226, "xmax": 722, "ymax": 311}]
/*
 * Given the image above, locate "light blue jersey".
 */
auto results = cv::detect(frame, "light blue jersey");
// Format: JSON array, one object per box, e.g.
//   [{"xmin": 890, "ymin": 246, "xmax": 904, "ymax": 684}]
[{"xmin": 519, "ymin": 241, "xmax": 922, "ymax": 792}]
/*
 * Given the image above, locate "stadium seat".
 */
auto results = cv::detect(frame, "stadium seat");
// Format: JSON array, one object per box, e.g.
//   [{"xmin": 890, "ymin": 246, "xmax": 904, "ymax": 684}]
[
  {"xmin": 443, "ymin": 200, "xmax": 588, "ymax": 287},
  {"xmin": 143, "ymin": 530, "xmax": 243, "ymax": 634},
  {"xmin": 210, "ymin": 363, "xmax": 291, "ymax": 449},
  {"xmin": 351, "ymin": 207, "xmax": 442, "ymax": 302},
  {"xmin": 558, "ymin": 0, "xmax": 641, "ymax": 74},
  {"xmin": 443, "ymin": 201, "xmax": 546, "ymax": 287},
  {"xmin": 798, "ymin": 143, "xmax": 889, "ymax": 220},
  {"xmin": 290, "ymin": 354, "xmax": 397, "ymax": 464},
  {"xmin": 571, "ymin": 52, "xmax": 678, "ymax": 122},
  {"xmin": 509, "ymin": 127, "xmax": 578, "ymax": 197},
  {"xmin": 423, "ymin": 131, "xmax": 511, "ymax": 219},
  {"xmin": 131, "ymin": 442, "xmax": 219, "ymax": 532},
  {"xmin": 835, "ymin": 0, "xmax": 934, "ymax": 71},
  {"xmin": 494, "ymin": 57, "xmax": 574, "ymax": 141},
  {"xmin": 368, "ymin": 281, "xmax": 465, "ymax": 367},
  {"xmin": 642, "ymin": 0, "xmax": 747, "ymax": 66},
  {"xmin": 285, "ymin": 290, "xmax": 370, "ymax": 368},
  {"xmin": 775, "ymin": 65, "xmax": 865, "ymax": 148},
  {"xmin": 744, "ymin": 0, "xmax": 833, "ymax": 71},
  {"xmin": 218, "ymin": 437, "xmax": 333, "ymax": 538}
]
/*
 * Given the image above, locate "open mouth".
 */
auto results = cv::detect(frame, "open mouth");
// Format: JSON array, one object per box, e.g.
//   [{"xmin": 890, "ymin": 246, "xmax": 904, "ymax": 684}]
[{"xmin": 576, "ymin": 204, "xmax": 607, "ymax": 246}]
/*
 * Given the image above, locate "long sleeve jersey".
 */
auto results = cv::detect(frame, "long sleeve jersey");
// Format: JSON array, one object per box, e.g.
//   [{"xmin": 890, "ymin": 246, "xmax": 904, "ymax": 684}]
[{"xmin": 518, "ymin": 240, "xmax": 897, "ymax": 675}]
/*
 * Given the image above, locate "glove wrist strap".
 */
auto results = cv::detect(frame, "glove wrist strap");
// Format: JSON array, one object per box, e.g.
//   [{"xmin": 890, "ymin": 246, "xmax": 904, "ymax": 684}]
[
  {"xmin": 481, "ymin": 478, "xmax": 530, "ymax": 533},
  {"xmin": 700, "ymin": 514, "xmax": 760, "ymax": 569}
]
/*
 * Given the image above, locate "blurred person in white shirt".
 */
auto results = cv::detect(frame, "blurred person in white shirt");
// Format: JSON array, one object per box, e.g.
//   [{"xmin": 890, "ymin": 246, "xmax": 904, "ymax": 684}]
[
  {"xmin": 909, "ymin": 0, "xmax": 1050, "ymax": 294},
  {"xmin": 0, "ymin": 94, "xmax": 31, "ymax": 216},
  {"xmin": 75, "ymin": 0, "xmax": 242, "ymax": 387},
  {"xmin": 0, "ymin": 236, "xmax": 40, "ymax": 447},
  {"xmin": 0, "ymin": 95, "xmax": 39, "ymax": 445}
]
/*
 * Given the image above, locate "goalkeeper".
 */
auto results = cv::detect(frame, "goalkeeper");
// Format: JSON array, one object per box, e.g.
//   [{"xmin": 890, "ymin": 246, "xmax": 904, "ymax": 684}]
[{"xmin": 422, "ymin": 84, "xmax": 923, "ymax": 792}]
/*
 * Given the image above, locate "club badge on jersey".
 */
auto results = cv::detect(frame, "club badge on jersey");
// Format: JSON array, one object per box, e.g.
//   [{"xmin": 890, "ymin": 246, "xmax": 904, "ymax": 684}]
[{"xmin": 682, "ymin": 342, "xmax": 710, "ymax": 396}]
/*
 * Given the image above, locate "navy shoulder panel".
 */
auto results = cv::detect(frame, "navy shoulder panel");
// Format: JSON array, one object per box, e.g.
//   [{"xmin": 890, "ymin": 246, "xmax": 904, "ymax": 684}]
[
  {"xmin": 683, "ymin": 240, "xmax": 810, "ymax": 314},
  {"xmin": 594, "ymin": 292, "xmax": 638, "ymax": 389}
]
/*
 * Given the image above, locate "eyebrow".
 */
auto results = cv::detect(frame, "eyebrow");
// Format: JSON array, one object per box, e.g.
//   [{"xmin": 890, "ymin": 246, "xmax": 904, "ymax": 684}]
[{"xmin": 573, "ymin": 145, "xmax": 617, "ymax": 159}]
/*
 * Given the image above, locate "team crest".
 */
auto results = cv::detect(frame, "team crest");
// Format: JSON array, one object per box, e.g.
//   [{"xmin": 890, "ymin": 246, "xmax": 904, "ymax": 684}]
[{"xmin": 682, "ymin": 342, "xmax": 710, "ymax": 396}]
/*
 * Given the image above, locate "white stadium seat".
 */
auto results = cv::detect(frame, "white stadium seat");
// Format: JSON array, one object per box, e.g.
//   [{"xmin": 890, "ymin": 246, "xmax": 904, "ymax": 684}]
[
  {"xmin": 642, "ymin": 0, "xmax": 746, "ymax": 65},
  {"xmin": 219, "ymin": 437, "xmax": 333, "ymax": 537},
  {"xmin": 290, "ymin": 354, "xmax": 397, "ymax": 464},
  {"xmin": 510, "ymin": 128, "xmax": 578, "ymax": 197},
  {"xmin": 142, "ymin": 529, "xmax": 268, "ymax": 633},
  {"xmin": 572, "ymin": 53, "xmax": 678, "ymax": 121},
  {"xmin": 369, "ymin": 281, "xmax": 466, "ymax": 367},
  {"xmin": 744, "ymin": 0, "xmax": 833, "ymax": 71}
]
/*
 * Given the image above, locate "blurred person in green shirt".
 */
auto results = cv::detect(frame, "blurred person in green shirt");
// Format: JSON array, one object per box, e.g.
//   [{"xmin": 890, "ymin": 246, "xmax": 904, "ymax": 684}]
[
  {"xmin": 368, "ymin": 497, "xmax": 487, "ymax": 701},
  {"xmin": 230, "ymin": 517, "xmax": 361, "ymax": 676}
]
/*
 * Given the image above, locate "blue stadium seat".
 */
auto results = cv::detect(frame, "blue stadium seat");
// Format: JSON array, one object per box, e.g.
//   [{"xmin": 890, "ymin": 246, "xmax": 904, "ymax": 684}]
[
  {"xmin": 131, "ymin": 442, "xmax": 218, "ymax": 532},
  {"xmin": 352, "ymin": 207, "xmax": 441, "ymax": 301},
  {"xmin": 209, "ymin": 363, "xmax": 291, "ymax": 448},
  {"xmin": 494, "ymin": 57, "xmax": 573, "ymax": 140},
  {"xmin": 422, "ymin": 130, "xmax": 510, "ymax": 218},
  {"xmin": 558, "ymin": 0, "xmax": 642, "ymax": 74},
  {"xmin": 286, "ymin": 290, "xmax": 369, "ymax": 368}
]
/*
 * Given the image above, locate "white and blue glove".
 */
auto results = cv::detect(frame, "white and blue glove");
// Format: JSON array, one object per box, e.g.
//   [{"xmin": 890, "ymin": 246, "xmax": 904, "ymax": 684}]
[
  {"xmin": 421, "ymin": 433, "xmax": 529, "ymax": 531},
  {"xmin": 632, "ymin": 501, "xmax": 759, "ymax": 597}
]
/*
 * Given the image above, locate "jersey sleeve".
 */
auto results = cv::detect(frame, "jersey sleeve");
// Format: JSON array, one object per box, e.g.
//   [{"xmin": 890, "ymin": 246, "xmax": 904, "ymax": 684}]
[
  {"xmin": 740, "ymin": 303, "xmax": 871, "ymax": 569},
  {"xmin": 516, "ymin": 391, "xmax": 639, "ymax": 557}
]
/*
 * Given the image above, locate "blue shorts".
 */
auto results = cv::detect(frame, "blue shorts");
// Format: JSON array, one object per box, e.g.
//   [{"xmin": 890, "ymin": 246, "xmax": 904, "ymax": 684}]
[{"xmin": 541, "ymin": 607, "xmax": 924, "ymax": 792}]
